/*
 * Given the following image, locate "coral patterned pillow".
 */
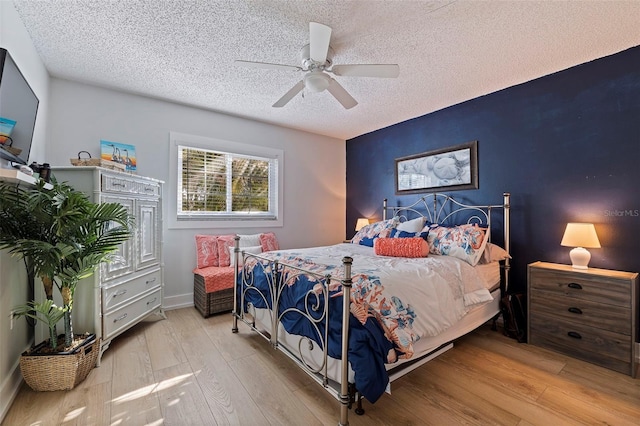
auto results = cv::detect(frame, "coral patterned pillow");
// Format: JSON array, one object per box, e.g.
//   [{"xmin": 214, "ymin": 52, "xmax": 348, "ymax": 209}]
[
  {"xmin": 216, "ymin": 234, "xmax": 237, "ymax": 267},
  {"xmin": 195, "ymin": 235, "xmax": 219, "ymax": 268},
  {"xmin": 351, "ymin": 217, "xmax": 399, "ymax": 247},
  {"xmin": 260, "ymin": 232, "xmax": 279, "ymax": 252},
  {"xmin": 426, "ymin": 224, "xmax": 488, "ymax": 266},
  {"xmin": 374, "ymin": 237, "xmax": 429, "ymax": 258}
]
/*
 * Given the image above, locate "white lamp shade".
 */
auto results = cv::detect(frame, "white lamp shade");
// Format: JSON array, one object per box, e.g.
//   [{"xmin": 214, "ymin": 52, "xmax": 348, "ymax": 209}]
[
  {"xmin": 561, "ymin": 223, "xmax": 600, "ymax": 269},
  {"xmin": 561, "ymin": 223, "xmax": 601, "ymax": 248},
  {"xmin": 355, "ymin": 218, "xmax": 371, "ymax": 232}
]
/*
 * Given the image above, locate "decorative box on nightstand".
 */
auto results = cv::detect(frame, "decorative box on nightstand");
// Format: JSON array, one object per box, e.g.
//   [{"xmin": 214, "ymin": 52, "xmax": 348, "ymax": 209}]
[{"xmin": 527, "ymin": 261, "xmax": 638, "ymax": 377}]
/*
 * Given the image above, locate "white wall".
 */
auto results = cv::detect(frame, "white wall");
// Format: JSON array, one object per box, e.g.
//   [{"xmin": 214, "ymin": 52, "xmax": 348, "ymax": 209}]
[
  {"xmin": 0, "ymin": 2, "xmax": 51, "ymax": 421},
  {"xmin": 46, "ymin": 78, "xmax": 346, "ymax": 308}
]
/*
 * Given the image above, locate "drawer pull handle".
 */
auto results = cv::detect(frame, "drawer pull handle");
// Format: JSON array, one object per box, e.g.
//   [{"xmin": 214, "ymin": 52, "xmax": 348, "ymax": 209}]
[
  {"xmin": 146, "ymin": 297, "xmax": 157, "ymax": 306},
  {"xmin": 113, "ymin": 182, "xmax": 126, "ymax": 187},
  {"xmin": 146, "ymin": 278, "xmax": 157, "ymax": 285},
  {"xmin": 567, "ymin": 331, "xmax": 582, "ymax": 339},
  {"xmin": 113, "ymin": 289, "xmax": 127, "ymax": 298},
  {"xmin": 568, "ymin": 307, "xmax": 583, "ymax": 315},
  {"xmin": 567, "ymin": 283, "xmax": 583, "ymax": 290},
  {"xmin": 114, "ymin": 313, "xmax": 128, "ymax": 323}
]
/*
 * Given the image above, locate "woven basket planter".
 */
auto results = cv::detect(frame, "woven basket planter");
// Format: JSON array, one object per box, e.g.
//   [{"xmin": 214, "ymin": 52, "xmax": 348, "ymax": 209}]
[{"xmin": 20, "ymin": 334, "xmax": 100, "ymax": 391}]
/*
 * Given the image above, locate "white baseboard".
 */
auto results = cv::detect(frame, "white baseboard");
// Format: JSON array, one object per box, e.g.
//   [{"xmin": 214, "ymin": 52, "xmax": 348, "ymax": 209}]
[
  {"xmin": 162, "ymin": 293, "xmax": 194, "ymax": 311},
  {"xmin": 0, "ymin": 344, "xmax": 30, "ymax": 423}
]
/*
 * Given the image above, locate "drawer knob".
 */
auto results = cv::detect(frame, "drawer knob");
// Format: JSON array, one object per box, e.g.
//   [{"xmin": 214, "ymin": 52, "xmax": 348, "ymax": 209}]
[
  {"xmin": 568, "ymin": 307, "xmax": 583, "ymax": 315},
  {"xmin": 114, "ymin": 313, "xmax": 128, "ymax": 323},
  {"xmin": 113, "ymin": 289, "xmax": 127, "ymax": 298},
  {"xmin": 567, "ymin": 283, "xmax": 583, "ymax": 290},
  {"xmin": 146, "ymin": 297, "xmax": 157, "ymax": 306},
  {"xmin": 567, "ymin": 331, "xmax": 582, "ymax": 339},
  {"xmin": 146, "ymin": 277, "xmax": 157, "ymax": 285}
]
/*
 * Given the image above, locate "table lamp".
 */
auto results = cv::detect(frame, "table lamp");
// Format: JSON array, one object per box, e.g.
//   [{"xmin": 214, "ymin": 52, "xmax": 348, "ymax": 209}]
[
  {"xmin": 355, "ymin": 218, "xmax": 370, "ymax": 232},
  {"xmin": 560, "ymin": 223, "xmax": 601, "ymax": 269}
]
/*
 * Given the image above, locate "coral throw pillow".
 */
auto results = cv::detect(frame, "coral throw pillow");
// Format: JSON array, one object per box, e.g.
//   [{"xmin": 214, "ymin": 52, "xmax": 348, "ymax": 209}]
[
  {"xmin": 260, "ymin": 232, "xmax": 280, "ymax": 252},
  {"xmin": 374, "ymin": 237, "xmax": 429, "ymax": 258},
  {"xmin": 216, "ymin": 234, "xmax": 237, "ymax": 267},
  {"xmin": 195, "ymin": 235, "xmax": 219, "ymax": 268}
]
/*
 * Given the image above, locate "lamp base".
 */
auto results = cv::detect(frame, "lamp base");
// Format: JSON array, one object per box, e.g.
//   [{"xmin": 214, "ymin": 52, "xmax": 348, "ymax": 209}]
[{"xmin": 569, "ymin": 246, "xmax": 591, "ymax": 269}]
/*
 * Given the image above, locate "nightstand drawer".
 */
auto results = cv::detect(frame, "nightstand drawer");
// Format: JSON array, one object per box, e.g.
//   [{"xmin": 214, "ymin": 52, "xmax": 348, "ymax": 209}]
[
  {"xmin": 529, "ymin": 289, "xmax": 631, "ymax": 334},
  {"xmin": 529, "ymin": 315, "xmax": 633, "ymax": 375},
  {"xmin": 529, "ymin": 268, "xmax": 630, "ymax": 307}
]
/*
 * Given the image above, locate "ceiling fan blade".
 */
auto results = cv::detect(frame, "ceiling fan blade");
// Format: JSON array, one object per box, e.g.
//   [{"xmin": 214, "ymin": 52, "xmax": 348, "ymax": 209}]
[
  {"xmin": 309, "ymin": 22, "xmax": 332, "ymax": 64},
  {"xmin": 331, "ymin": 64, "xmax": 400, "ymax": 78},
  {"xmin": 235, "ymin": 60, "xmax": 302, "ymax": 72},
  {"xmin": 272, "ymin": 80, "xmax": 305, "ymax": 108},
  {"xmin": 327, "ymin": 78, "xmax": 358, "ymax": 109}
]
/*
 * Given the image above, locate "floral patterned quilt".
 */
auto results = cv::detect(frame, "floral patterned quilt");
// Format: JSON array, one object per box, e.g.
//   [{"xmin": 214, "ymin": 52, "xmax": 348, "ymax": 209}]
[{"xmin": 238, "ymin": 243, "xmax": 493, "ymax": 402}]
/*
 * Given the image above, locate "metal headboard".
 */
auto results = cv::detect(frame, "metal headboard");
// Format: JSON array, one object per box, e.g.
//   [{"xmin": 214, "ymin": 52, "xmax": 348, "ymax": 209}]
[{"xmin": 383, "ymin": 192, "xmax": 511, "ymax": 292}]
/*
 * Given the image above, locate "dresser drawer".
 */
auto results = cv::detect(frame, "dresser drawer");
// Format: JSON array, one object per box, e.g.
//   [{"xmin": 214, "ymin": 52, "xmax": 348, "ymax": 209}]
[
  {"xmin": 529, "ymin": 268, "xmax": 630, "ymax": 307},
  {"xmin": 529, "ymin": 314, "xmax": 633, "ymax": 375},
  {"xmin": 529, "ymin": 289, "xmax": 631, "ymax": 335},
  {"xmin": 102, "ymin": 269, "xmax": 162, "ymax": 312},
  {"xmin": 103, "ymin": 288, "xmax": 162, "ymax": 340},
  {"xmin": 101, "ymin": 173, "xmax": 161, "ymax": 197}
]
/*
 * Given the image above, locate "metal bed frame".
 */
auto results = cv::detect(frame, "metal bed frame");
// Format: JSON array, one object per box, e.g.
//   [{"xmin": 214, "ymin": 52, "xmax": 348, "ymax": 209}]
[{"xmin": 232, "ymin": 193, "xmax": 510, "ymax": 426}]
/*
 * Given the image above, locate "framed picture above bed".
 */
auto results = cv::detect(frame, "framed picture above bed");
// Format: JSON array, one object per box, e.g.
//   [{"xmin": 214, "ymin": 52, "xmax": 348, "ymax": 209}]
[{"xmin": 395, "ymin": 140, "xmax": 478, "ymax": 194}]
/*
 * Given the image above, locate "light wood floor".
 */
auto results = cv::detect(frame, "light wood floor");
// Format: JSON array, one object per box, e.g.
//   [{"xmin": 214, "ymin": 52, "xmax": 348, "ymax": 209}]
[{"xmin": 3, "ymin": 307, "xmax": 640, "ymax": 425}]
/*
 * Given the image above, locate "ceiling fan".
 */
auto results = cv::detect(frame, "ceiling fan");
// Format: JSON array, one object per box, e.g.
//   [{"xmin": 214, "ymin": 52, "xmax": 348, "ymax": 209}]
[{"xmin": 235, "ymin": 22, "xmax": 399, "ymax": 109}]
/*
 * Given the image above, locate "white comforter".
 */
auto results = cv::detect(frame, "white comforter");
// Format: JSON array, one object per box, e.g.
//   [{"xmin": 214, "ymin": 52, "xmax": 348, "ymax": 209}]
[{"xmin": 257, "ymin": 243, "xmax": 493, "ymax": 359}]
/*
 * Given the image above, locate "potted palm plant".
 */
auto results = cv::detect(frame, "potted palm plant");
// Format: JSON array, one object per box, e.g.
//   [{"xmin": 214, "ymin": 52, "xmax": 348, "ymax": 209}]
[{"xmin": 0, "ymin": 177, "xmax": 132, "ymax": 390}]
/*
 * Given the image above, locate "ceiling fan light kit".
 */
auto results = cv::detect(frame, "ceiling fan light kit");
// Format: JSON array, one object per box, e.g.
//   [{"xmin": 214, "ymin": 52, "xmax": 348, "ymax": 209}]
[
  {"xmin": 304, "ymin": 71, "xmax": 330, "ymax": 92},
  {"xmin": 235, "ymin": 22, "xmax": 399, "ymax": 109}
]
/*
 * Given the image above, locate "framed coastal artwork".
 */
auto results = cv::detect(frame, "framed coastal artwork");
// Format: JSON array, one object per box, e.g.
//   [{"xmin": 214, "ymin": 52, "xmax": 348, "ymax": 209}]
[
  {"xmin": 395, "ymin": 140, "xmax": 478, "ymax": 194},
  {"xmin": 100, "ymin": 140, "xmax": 136, "ymax": 172}
]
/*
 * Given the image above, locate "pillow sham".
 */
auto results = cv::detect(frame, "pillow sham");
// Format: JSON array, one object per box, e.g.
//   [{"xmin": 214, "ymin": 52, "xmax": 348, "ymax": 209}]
[
  {"xmin": 426, "ymin": 223, "xmax": 488, "ymax": 266},
  {"xmin": 390, "ymin": 228, "xmax": 428, "ymax": 239},
  {"xmin": 395, "ymin": 216, "xmax": 426, "ymax": 233},
  {"xmin": 195, "ymin": 235, "xmax": 219, "ymax": 268},
  {"xmin": 231, "ymin": 245, "xmax": 263, "ymax": 267},
  {"xmin": 374, "ymin": 237, "xmax": 428, "ymax": 258},
  {"xmin": 238, "ymin": 233, "xmax": 262, "ymax": 247},
  {"xmin": 351, "ymin": 217, "xmax": 398, "ymax": 247},
  {"xmin": 479, "ymin": 242, "xmax": 511, "ymax": 264},
  {"xmin": 259, "ymin": 232, "xmax": 280, "ymax": 252},
  {"xmin": 216, "ymin": 234, "xmax": 237, "ymax": 267}
]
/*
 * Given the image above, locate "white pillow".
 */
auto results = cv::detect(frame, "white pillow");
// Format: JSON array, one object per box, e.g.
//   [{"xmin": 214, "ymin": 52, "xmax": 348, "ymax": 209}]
[
  {"xmin": 231, "ymin": 245, "xmax": 262, "ymax": 267},
  {"xmin": 396, "ymin": 216, "xmax": 426, "ymax": 233},
  {"xmin": 238, "ymin": 233, "xmax": 262, "ymax": 247}
]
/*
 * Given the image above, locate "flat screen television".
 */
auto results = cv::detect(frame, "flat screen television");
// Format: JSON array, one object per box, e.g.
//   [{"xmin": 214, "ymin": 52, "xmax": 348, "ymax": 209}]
[{"xmin": 0, "ymin": 48, "xmax": 39, "ymax": 165}]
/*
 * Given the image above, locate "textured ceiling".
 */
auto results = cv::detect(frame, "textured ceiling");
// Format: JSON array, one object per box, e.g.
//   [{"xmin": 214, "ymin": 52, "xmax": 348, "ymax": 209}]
[{"xmin": 11, "ymin": 0, "xmax": 640, "ymax": 140}]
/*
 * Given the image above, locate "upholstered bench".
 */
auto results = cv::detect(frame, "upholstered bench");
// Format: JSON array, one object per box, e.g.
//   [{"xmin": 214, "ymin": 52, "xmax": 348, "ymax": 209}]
[
  {"xmin": 193, "ymin": 266, "xmax": 235, "ymax": 317},
  {"xmin": 193, "ymin": 232, "xmax": 279, "ymax": 318}
]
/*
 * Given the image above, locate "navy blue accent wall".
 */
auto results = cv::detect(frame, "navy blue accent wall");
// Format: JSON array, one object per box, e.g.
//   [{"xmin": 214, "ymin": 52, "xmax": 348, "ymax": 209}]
[{"xmin": 347, "ymin": 46, "xmax": 640, "ymax": 300}]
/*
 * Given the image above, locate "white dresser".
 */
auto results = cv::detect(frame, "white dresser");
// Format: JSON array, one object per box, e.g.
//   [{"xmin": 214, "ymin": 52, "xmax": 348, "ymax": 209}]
[{"xmin": 52, "ymin": 166, "xmax": 164, "ymax": 364}]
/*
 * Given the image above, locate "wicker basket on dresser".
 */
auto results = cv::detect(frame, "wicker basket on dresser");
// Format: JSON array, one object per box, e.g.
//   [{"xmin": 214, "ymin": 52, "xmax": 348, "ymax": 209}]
[{"xmin": 528, "ymin": 261, "xmax": 638, "ymax": 377}]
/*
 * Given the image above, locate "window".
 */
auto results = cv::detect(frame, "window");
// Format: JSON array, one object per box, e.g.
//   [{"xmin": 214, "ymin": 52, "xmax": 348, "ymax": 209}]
[{"xmin": 169, "ymin": 132, "xmax": 283, "ymax": 229}]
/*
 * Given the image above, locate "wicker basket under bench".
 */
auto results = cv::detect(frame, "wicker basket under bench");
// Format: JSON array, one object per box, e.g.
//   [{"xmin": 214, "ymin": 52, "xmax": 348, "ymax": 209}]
[{"xmin": 193, "ymin": 266, "xmax": 235, "ymax": 317}]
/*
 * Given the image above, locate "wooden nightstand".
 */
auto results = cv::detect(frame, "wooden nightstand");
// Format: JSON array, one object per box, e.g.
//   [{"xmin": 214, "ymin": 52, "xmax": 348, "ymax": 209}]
[{"xmin": 528, "ymin": 261, "xmax": 638, "ymax": 377}]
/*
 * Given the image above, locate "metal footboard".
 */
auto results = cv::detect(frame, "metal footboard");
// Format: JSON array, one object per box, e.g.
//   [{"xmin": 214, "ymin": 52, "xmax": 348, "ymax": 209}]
[{"xmin": 232, "ymin": 237, "xmax": 353, "ymax": 425}]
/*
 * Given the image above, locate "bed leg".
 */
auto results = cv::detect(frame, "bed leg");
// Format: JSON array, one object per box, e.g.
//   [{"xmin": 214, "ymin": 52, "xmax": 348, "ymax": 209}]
[
  {"xmin": 355, "ymin": 393, "xmax": 365, "ymax": 416},
  {"xmin": 232, "ymin": 235, "xmax": 240, "ymax": 334}
]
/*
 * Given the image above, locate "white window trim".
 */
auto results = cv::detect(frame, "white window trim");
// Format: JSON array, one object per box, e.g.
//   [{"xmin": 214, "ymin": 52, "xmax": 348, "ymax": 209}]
[{"xmin": 168, "ymin": 131, "xmax": 284, "ymax": 229}]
